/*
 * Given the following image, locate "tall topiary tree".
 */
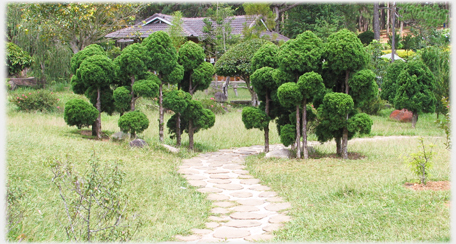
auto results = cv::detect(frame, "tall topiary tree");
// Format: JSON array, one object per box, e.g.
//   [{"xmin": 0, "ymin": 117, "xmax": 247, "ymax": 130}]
[
  {"xmin": 177, "ymin": 40, "xmax": 215, "ymax": 150},
  {"xmin": 114, "ymin": 43, "xmax": 151, "ymax": 111},
  {"xmin": 76, "ymin": 54, "xmax": 116, "ymax": 139},
  {"xmin": 215, "ymin": 38, "xmax": 271, "ymax": 106},
  {"xmin": 142, "ymin": 31, "xmax": 179, "ymax": 142},
  {"xmin": 276, "ymin": 31, "xmax": 324, "ymax": 158},
  {"xmin": 322, "ymin": 28, "xmax": 370, "ymax": 159},
  {"xmin": 393, "ymin": 60, "xmax": 437, "ymax": 128},
  {"xmin": 163, "ymin": 89, "xmax": 192, "ymax": 146},
  {"xmin": 297, "ymin": 71, "xmax": 325, "ymax": 159}
]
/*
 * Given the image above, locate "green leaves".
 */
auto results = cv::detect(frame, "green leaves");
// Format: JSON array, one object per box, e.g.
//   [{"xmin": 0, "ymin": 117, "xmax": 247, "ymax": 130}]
[
  {"xmin": 143, "ymin": 31, "xmax": 178, "ymax": 75},
  {"xmin": 277, "ymin": 82, "xmax": 302, "ymax": 109},
  {"xmin": 118, "ymin": 110, "xmax": 149, "ymax": 136},
  {"xmin": 77, "ymin": 54, "xmax": 116, "ymax": 89},
  {"xmin": 64, "ymin": 98, "xmax": 99, "ymax": 129},
  {"xmin": 6, "ymin": 42, "xmax": 33, "ymax": 76},
  {"xmin": 241, "ymin": 106, "xmax": 270, "ymax": 130},
  {"xmin": 178, "ymin": 41, "xmax": 205, "ymax": 72}
]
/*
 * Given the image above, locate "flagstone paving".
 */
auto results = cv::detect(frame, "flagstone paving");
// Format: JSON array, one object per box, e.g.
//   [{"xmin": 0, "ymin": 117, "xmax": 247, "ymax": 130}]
[{"xmin": 174, "ymin": 144, "xmax": 293, "ymax": 243}]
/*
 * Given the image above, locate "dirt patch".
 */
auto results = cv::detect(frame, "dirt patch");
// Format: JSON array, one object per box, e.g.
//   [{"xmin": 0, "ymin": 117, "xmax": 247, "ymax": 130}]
[
  {"xmin": 80, "ymin": 130, "xmax": 110, "ymax": 141},
  {"xmin": 404, "ymin": 181, "xmax": 450, "ymax": 191}
]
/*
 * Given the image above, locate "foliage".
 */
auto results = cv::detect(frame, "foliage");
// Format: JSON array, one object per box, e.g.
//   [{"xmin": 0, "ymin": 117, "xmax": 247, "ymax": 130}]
[
  {"xmin": 133, "ymin": 79, "xmax": 159, "ymax": 98},
  {"xmin": 357, "ymin": 30, "xmax": 374, "ymax": 46},
  {"xmin": 7, "ymin": 42, "xmax": 33, "ymax": 76},
  {"xmin": 118, "ymin": 110, "xmax": 150, "ymax": 137},
  {"xmin": 9, "ymin": 89, "xmax": 59, "ymax": 112},
  {"xmin": 250, "ymin": 43, "xmax": 279, "ymax": 71},
  {"xmin": 242, "ymin": 3, "xmax": 276, "ymax": 39},
  {"xmin": 358, "ymin": 95, "xmax": 387, "ymax": 115},
  {"xmin": 77, "ymin": 55, "xmax": 116, "ymax": 90},
  {"xmin": 403, "ymin": 137, "xmax": 435, "ymax": 185},
  {"xmin": 48, "ymin": 154, "xmax": 138, "ymax": 241},
  {"xmin": 178, "ymin": 41, "xmax": 205, "ymax": 72},
  {"xmin": 347, "ymin": 113, "xmax": 373, "ymax": 135},
  {"xmin": 297, "ymin": 71, "xmax": 325, "ymax": 102},
  {"xmin": 113, "ymin": 86, "xmax": 131, "ymax": 115},
  {"xmin": 279, "ymin": 124, "xmax": 296, "ymax": 147},
  {"xmin": 348, "ymin": 69, "xmax": 378, "ymax": 108},
  {"xmin": 70, "ymin": 44, "xmax": 105, "ymax": 75},
  {"xmin": 64, "ymin": 98, "xmax": 99, "ymax": 129},
  {"xmin": 277, "ymin": 82, "xmax": 302, "ymax": 109},
  {"xmin": 168, "ymin": 11, "xmax": 186, "ymax": 49},
  {"xmin": 199, "ymin": 98, "xmax": 227, "ymax": 114},
  {"xmin": 142, "ymin": 31, "xmax": 178, "ymax": 76},
  {"xmin": 190, "ymin": 62, "xmax": 215, "ymax": 93},
  {"xmin": 114, "ymin": 43, "xmax": 150, "ymax": 87},
  {"xmin": 323, "ymin": 29, "xmax": 369, "ymax": 76},
  {"xmin": 163, "ymin": 89, "xmax": 192, "ymax": 114},
  {"xmin": 380, "ymin": 60, "xmax": 406, "ymax": 103},
  {"xmin": 364, "ymin": 40, "xmax": 389, "ymax": 88},
  {"xmin": 393, "ymin": 60, "xmax": 437, "ymax": 115},
  {"xmin": 183, "ymin": 100, "xmax": 216, "ymax": 133},
  {"xmin": 278, "ymin": 31, "xmax": 324, "ymax": 77},
  {"xmin": 241, "ymin": 106, "xmax": 269, "ymax": 130},
  {"xmin": 250, "ymin": 66, "xmax": 277, "ymax": 101}
]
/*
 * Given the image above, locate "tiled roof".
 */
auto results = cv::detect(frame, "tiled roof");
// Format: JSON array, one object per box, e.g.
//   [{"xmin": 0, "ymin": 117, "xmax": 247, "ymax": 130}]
[{"xmin": 105, "ymin": 13, "xmax": 290, "ymax": 42}]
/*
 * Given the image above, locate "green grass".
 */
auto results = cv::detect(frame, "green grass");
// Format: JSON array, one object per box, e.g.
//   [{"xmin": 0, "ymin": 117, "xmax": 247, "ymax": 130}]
[{"xmin": 6, "ymin": 88, "xmax": 450, "ymax": 242}]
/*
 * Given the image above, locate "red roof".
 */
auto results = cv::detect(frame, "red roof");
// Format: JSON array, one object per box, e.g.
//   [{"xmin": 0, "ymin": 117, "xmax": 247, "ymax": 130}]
[{"xmin": 105, "ymin": 13, "xmax": 290, "ymax": 42}]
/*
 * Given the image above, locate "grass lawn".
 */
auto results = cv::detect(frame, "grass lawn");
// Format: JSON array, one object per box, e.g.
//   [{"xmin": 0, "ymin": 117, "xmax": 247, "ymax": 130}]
[{"xmin": 6, "ymin": 87, "xmax": 450, "ymax": 242}]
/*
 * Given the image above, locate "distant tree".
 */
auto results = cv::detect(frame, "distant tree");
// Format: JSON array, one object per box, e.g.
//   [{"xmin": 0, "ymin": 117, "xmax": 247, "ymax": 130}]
[
  {"xmin": 380, "ymin": 60, "xmax": 407, "ymax": 103},
  {"xmin": 215, "ymin": 38, "xmax": 271, "ymax": 106},
  {"xmin": 393, "ymin": 60, "xmax": 437, "ymax": 128},
  {"xmin": 168, "ymin": 11, "xmax": 186, "ymax": 49}
]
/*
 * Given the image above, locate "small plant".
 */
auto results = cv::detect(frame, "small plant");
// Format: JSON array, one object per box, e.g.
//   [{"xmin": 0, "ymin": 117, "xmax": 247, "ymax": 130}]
[
  {"xmin": 404, "ymin": 137, "xmax": 435, "ymax": 185},
  {"xmin": 9, "ymin": 89, "xmax": 59, "ymax": 112},
  {"xmin": 200, "ymin": 98, "xmax": 226, "ymax": 114},
  {"xmin": 47, "ymin": 153, "xmax": 139, "ymax": 242},
  {"xmin": 64, "ymin": 98, "xmax": 99, "ymax": 129},
  {"xmin": 436, "ymin": 96, "xmax": 450, "ymax": 149}
]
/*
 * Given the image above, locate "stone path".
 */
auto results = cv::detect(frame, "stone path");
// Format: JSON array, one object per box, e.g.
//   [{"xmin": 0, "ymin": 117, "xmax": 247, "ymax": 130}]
[{"xmin": 175, "ymin": 144, "xmax": 292, "ymax": 243}]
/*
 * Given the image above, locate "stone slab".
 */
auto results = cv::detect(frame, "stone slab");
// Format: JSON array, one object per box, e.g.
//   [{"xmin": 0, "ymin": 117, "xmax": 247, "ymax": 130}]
[
  {"xmin": 265, "ymin": 202, "xmax": 292, "ymax": 211},
  {"xmin": 209, "ymin": 174, "xmax": 231, "ymax": 179},
  {"xmin": 187, "ymin": 180, "xmax": 206, "ymax": 187},
  {"xmin": 175, "ymin": 234, "xmax": 201, "ymax": 241},
  {"xmin": 205, "ymin": 222, "xmax": 220, "ymax": 228},
  {"xmin": 231, "ymin": 205, "xmax": 259, "ymax": 212},
  {"xmin": 214, "ymin": 184, "xmax": 244, "ymax": 190},
  {"xmin": 207, "ymin": 193, "xmax": 230, "ymax": 201},
  {"xmin": 211, "ymin": 207, "xmax": 231, "ymax": 214},
  {"xmin": 213, "ymin": 227, "xmax": 250, "ymax": 239},
  {"xmin": 197, "ymin": 188, "xmax": 223, "ymax": 194},
  {"xmin": 240, "ymin": 179, "xmax": 260, "ymax": 185},
  {"xmin": 266, "ymin": 197, "xmax": 284, "ymax": 203},
  {"xmin": 262, "ymin": 224, "xmax": 283, "ymax": 232},
  {"xmin": 233, "ymin": 170, "xmax": 249, "ymax": 175},
  {"xmin": 230, "ymin": 212, "xmax": 267, "ymax": 220},
  {"xmin": 177, "ymin": 169, "xmax": 200, "ymax": 175},
  {"xmin": 258, "ymin": 191, "xmax": 277, "ymax": 198},
  {"xmin": 238, "ymin": 175, "xmax": 254, "ymax": 179},
  {"xmin": 213, "ymin": 201, "xmax": 236, "ymax": 208},
  {"xmin": 249, "ymin": 185, "xmax": 271, "ymax": 191},
  {"xmin": 225, "ymin": 220, "xmax": 262, "ymax": 228},
  {"xmin": 208, "ymin": 179, "xmax": 232, "ymax": 184},
  {"xmin": 244, "ymin": 234, "xmax": 274, "ymax": 241},
  {"xmin": 206, "ymin": 169, "xmax": 230, "ymax": 174},
  {"xmin": 208, "ymin": 215, "xmax": 230, "ymax": 222},
  {"xmin": 191, "ymin": 228, "xmax": 213, "ymax": 235},
  {"xmin": 183, "ymin": 175, "xmax": 207, "ymax": 180},
  {"xmin": 236, "ymin": 199, "xmax": 264, "ymax": 206},
  {"xmin": 230, "ymin": 191, "xmax": 253, "ymax": 198}
]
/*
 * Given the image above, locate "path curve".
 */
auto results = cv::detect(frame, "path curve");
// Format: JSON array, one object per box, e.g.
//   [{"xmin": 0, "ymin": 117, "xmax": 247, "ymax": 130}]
[{"xmin": 175, "ymin": 144, "xmax": 291, "ymax": 243}]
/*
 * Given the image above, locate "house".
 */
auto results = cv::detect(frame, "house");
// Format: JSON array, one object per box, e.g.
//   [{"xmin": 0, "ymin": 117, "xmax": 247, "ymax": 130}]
[{"xmin": 105, "ymin": 13, "xmax": 290, "ymax": 46}]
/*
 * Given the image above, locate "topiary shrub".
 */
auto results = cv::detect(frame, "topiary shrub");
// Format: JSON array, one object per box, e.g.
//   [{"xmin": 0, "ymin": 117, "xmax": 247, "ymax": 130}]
[
  {"xmin": 357, "ymin": 31, "xmax": 375, "ymax": 46},
  {"xmin": 118, "ymin": 110, "xmax": 149, "ymax": 138},
  {"xmin": 9, "ymin": 89, "xmax": 59, "ymax": 112},
  {"xmin": 113, "ymin": 86, "xmax": 131, "ymax": 115},
  {"xmin": 64, "ymin": 98, "xmax": 99, "ymax": 129}
]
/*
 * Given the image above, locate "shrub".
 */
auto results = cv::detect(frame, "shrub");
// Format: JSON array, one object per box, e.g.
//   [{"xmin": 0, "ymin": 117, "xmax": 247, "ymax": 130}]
[
  {"xmin": 404, "ymin": 137, "xmax": 435, "ymax": 185},
  {"xmin": 7, "ymin": 42, "xmax": 33, "ymax": 77},
  {"xmin": 118, "ymin": 110, "xmax": 149, "ymax": 138},
  {"xmin": 199, "ymin": 98, "xmax": 227, "ymax": 114},
  {"xmin": 359, "ymin": 95, "xmax": 387, "ymax": 115},
  {"xmin": 64, "ymin": 98, "xmax": 99, "ymax": 129},
  {"xmin": 358, "ymin": 30, "xmax": 375, "ymax": 46},
  {"xmin": 9, "ymin": 89, "xmax": 59, "ymax": 112}
]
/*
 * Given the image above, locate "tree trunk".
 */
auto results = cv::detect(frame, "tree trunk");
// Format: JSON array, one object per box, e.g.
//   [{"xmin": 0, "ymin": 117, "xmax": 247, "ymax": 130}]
[
  {"xmin": 295, "ymin": 104, "xmax": 301, "ymax": 159},
  {"xmin": 336, "ymin": 137, "xmax": 342, "ymax": 156},
  {"xmin": 342, "ymin": 126, "xmax": 349, "ymax": 159},
  {"xmin": 176, "ymin": 112, "xmax": 181, "ymax": 146},
  {"xmin": 301, "ymin": 98, "xmax": 308, "ymax": 159},
  {"xmin": 264, "ymin": 93, "xmax": 270, "ymax": 153},
  {"xmin": 223, "ymin": 76, "xmax": 230, "ymax": 97},
  {"xmin": 94, "ymin": 87, "xmax": 102, "ymax": 140},
  {"xmin": 130, "ymin": 76, "xmax": 136, "ymax": 111},
  {"xmin": 373, "ymin": 3, "xmax": 380, "ymax": 40},
  {"xmin": 188, "ymin": 119, "xmax": 194, "ymax": 150},
  {"xmin": 386, "ymin": 2, "xmax": 390, "ymax": 36},
  {"xmin": 246, "ymin": 80, "xmax": 258, "ymax": 106},
  {"xmin": 391, "ymin": 3, "xmax": 396, "ymax": 63},
  {"xmin": 411, "ymin": 112, "xmax": 418, "ymax": 129},
  {"xmin": 159, "ymin": 83, "xmax": 164, "ymax": 142},
  {"xmin": 345, "ymin": 70, "xmax": 350, "ymax": 94}
]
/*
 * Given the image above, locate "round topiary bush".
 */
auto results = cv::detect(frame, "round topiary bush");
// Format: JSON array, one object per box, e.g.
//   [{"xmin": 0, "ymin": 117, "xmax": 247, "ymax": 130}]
[
  {"xmin": 358, "ymin": 30, "xmax": 375, "ymax": 46},
  {"xmin": 118, "ymin": 110, "xmax": 149, "ymax": 138},
  {"xmin": 64, "ymin": 98, "xmax": 99, "ymax": 129}
]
